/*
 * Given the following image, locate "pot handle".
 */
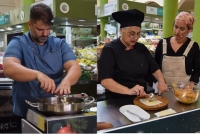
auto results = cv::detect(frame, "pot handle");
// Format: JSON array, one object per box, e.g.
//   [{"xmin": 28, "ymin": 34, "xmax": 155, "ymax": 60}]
[
  {"xmin": 83, "ymin": 96, "xmax": 95, "ymax": 105},
  {"xmin": 25, "ymin": 100, "xmax": 39, "ymax": 108}
]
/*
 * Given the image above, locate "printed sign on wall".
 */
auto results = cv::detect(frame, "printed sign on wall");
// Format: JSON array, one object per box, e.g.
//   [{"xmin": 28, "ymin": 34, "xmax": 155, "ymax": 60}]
[
  {"xmin": 146, "ymin": 6, "xmax": 157, "ymax": 15},
  {"xmin": 104, "ymin": 0, "xmax": 117, "ymax": 16}
]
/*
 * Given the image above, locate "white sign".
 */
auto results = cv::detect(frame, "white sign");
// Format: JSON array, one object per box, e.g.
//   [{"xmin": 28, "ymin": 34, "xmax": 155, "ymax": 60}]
[
  {"xmin": 146, "ymin": 6, "xmax": 157, "ymax": 15},
  {"xmin": 0, "ymin": 41, "xmax": 4, "ymax": 47},
  {"xmin": 104, "ymin": 0, "xmax": 117, "ymax": 16}
]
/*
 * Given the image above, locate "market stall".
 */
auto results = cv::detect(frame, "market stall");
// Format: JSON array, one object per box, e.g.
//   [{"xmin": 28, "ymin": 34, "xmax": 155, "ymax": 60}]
[
  {"xmin": 0, "ymin": 0, "xmax": 98, "ymax": 133},
  {"xmin": 96, "ymin": 0, "xmax": 164, "ymax": 56}
]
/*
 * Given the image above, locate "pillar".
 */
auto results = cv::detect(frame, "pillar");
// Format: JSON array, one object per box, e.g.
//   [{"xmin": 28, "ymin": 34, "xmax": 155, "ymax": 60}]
[
  {"xmin": 193, "ymin": 0, "xmax": 200, "ymax": 45},
  {"xmin": 163, "ymin": 0, "xmax": 178, "ymax": 38},
  {"xmin": 100, "ymin": 0, "xmax": 108, "ymax": 41},
  {"xmin": 23, "ymin": 0, "xmax": 35, "ymax": 33}
]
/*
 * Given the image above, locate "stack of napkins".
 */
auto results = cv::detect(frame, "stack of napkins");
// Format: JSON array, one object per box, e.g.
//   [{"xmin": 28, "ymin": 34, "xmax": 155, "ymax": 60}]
[{"xmin": 155, "ymin": 108, "xmax": 177, "ymax": 117}]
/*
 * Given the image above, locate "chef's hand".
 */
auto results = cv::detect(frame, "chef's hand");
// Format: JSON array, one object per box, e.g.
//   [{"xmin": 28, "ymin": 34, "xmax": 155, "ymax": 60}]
[
  {"xmin": 37, "ymin": 72, "xmax": 56, "ymax": 94},
  {"xmin": 128, "ymin": 85, "xmax": 146, "ymax": 96},
  {"xmin": 188, "ymin": 81, "xmax": 195, "ymax": 89},
  {"xmin": 157, "ymin": 82, "xmax": 168, "ymax": 95},
  {"xmin": 54, "ymin": 79, "xmax": 71, "ymax": 96}
]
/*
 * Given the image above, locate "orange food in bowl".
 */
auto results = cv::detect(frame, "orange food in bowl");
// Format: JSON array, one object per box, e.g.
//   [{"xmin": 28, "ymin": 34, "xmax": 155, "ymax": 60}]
[{"xmin": 173, "ymin": 87, "xmax": 199, "ymax": 104}]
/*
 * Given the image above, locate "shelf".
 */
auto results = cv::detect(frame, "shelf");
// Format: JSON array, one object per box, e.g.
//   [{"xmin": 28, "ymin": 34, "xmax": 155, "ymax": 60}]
[
  {"xmin": 142, "ymin": 28, "xmax": 162, "ymax": 31},
  {"xmin": 55, "ymin": 33, "xmax": 65, "ymax": 36},
  {"xmin": 72, "ymin": 37, "xmax": 97, "ymax": 41}
]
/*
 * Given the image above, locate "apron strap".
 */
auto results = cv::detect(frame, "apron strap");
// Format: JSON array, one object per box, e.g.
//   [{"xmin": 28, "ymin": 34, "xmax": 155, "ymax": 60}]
[
  {"xmin": 162, "ymin": 39, "xmax": 167, "ymax": 54},
  {"xmin": 183, "ymin": 40, "xmax": 194, "ymax": 57}
]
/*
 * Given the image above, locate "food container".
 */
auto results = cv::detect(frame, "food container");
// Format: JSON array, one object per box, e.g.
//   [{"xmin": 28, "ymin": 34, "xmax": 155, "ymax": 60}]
[{"xmin": 171, "ymin": 82, "xmax": 200, "ymax": 104}]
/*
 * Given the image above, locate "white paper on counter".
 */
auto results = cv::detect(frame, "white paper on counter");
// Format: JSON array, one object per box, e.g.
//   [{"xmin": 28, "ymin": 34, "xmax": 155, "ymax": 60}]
[
  {"xmin": 155, "ymin": 108, "xmax": 177, "ymax": 117},
  {"xmin": 140, "ymin": 98, "xmax": 162, "ymax": 106}
]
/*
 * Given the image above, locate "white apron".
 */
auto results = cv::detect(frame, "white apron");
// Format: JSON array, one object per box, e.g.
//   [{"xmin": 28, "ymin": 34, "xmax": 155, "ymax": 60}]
[{"xmin": 162, "ymin": 39, "xmax": 194, "ymax": 85}]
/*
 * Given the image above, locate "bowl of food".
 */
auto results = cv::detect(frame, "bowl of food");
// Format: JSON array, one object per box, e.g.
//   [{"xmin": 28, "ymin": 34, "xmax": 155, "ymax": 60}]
[{"xmin": 171, "ymin": 82, "xmax": 200, "ymax": 104}]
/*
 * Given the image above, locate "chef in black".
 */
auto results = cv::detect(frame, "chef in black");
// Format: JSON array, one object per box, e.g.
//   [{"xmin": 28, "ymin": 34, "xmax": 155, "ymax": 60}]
[{"xmin": 98, "ymin": 9, "xmax": 168, "ymax": 100}]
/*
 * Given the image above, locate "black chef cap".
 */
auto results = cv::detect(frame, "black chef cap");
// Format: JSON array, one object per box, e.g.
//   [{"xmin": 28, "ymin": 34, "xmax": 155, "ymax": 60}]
[{"xmin": 112, "ymin": 9, "xmax": 144, "ymax": 28}]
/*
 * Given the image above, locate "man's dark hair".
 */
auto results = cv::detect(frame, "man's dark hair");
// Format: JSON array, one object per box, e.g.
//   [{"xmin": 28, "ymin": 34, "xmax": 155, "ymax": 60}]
[{"xmin": 30, "ymin": 3, "xmax": 53, "ymax": 26}]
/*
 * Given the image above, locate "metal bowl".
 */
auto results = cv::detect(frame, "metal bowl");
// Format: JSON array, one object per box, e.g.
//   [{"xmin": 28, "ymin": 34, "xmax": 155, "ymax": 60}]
[{"xmin": 171, "ymin": 82, "xmax": 200, "ymax": 104}]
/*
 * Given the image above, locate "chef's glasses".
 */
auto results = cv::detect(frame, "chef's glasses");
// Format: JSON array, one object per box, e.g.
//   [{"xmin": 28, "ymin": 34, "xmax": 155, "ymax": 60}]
[{"xmin": 127, "ymin": 31, "xmax": 141, "ymax": 38}]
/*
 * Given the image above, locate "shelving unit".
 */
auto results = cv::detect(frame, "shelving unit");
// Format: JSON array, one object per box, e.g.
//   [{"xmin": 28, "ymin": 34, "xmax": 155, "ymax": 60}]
[{"xmin": 72, "ymin": 37, "xmax": 97, "ymax": 41}]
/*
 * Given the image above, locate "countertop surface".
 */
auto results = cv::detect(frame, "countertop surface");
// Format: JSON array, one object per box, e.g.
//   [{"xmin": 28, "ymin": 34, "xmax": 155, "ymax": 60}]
[{"xmin": 97, "ymin": 90, "xmax": 200, "ymax": 132}]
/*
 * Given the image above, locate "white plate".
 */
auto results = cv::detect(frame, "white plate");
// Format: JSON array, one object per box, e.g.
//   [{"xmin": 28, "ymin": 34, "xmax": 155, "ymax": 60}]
[{"xmin": 119, "ymin": 105, "xmax": 150, "ymax": 122}]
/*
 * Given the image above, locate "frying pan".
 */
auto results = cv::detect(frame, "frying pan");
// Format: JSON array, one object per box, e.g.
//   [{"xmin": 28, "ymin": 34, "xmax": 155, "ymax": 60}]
[{"xmin": 25, "ymin": 96, "xmax": 94, "ymax": 115}]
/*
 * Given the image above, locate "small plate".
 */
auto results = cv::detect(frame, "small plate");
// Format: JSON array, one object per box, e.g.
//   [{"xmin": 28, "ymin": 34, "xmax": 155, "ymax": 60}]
[{"xmin": 119, "ymin": 105, "xmax": 150, "ymax": 122}]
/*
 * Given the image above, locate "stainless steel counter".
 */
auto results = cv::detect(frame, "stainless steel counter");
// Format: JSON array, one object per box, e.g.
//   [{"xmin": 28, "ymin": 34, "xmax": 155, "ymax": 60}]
[
  {"xmin": 97, "ymin": 90, "xmax": 200, "ymax": 133},
  {"xmin": 0, "ymin": 78, "xmax": 13, "ymax": 90}
]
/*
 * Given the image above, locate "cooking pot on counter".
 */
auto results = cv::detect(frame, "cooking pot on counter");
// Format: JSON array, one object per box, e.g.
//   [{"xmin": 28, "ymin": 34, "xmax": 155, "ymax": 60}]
[{"xmin": 25, "ymin": 96, "xmax": 95, "ymax": 115}]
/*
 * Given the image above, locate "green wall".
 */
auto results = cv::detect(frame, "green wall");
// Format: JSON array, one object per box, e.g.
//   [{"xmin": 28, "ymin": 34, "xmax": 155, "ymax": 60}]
[
  {"xmin": 0, "ymin": 0, "xmax": 96, "ymax": 29},
  {"xmin": 193, "ymin": 0, "xmax": 200, "ymax": 45},
  {"xmin": 118, "ymin": 0, "xmax": 162, "ymax": 18},
  {"xmin": 23, "ymin": 0, "xmax": 34, "ymax": 33},
  {"xmin": 54, "ymin": 0, "xmax": 96, "ymax": 19},
  {"xmin": 162, "ymin": 0, "xmax": 178, "ymax": 38},
  {"xmin": 0, "ymin": 5, "xmax": 31, "ymax": 29}
]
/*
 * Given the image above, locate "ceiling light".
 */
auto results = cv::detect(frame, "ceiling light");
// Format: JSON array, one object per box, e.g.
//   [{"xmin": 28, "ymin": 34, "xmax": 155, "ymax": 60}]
[
  {"xmin": 0, "ymin": 29, "xmax": 5, "ymax": 31},
  {"xmin": 78, "ymin": 25, "xmax": 84, "ymax": 26},
  {"xmin": 79, "ymin": 20, "xmax": 86, "ymax": 21},
  {"xmin": 155, "ymin": 18, "xmax": 159, "ymax": 20},
  {"xmin": 7, "ymin": 27, "xmax": 13, "ymax": 30},
  {"xmin": 16, "ymin": 25, "xmax": 22, "ymax": 28}
]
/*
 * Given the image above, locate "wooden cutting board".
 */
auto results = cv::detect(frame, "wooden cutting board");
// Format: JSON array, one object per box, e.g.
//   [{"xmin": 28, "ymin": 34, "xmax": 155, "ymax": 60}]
[
  {"xmin": 97, "ymin": 122, "xmax": 113, "ymax": 130},
  {"xmin": 133, "ymin": 95, "xmax": 168, "ymax": 110}
]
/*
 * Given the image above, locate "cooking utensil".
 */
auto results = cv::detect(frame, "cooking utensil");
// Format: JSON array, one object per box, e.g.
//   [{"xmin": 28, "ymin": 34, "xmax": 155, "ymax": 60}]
[
  {"xmin": 25, "ymin": 96, "xmax": 95, "ymax": 115},
  {"xmin": 148, "ymin": 93, "xmax": 156, "ymax": 102},
  {"xmin": 133, "ymin": 95, "xmax": 168, "ymax": 110},
  {"xmin": 127, "ymin": 110, "xmax": 145, "ymax": 120}
]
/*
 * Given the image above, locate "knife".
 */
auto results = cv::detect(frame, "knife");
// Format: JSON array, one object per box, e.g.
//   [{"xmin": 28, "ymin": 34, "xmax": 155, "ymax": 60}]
[{"xmin": 127, "ymin": 110, "xmax": 145, "ymax": 120}]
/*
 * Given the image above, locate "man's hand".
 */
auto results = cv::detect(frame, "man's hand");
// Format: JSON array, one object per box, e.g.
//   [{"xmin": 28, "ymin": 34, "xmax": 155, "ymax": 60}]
[
  {"xmin": 157, "ymin": 82, "xmax": 168, "ymax": 95},
  {"xmin": 54, "ymin": 79, "xmax": 71, "ymax": 96},
  {"xmin": 37, "ymin": 72, "xmax": 56, "ymax": 94}
]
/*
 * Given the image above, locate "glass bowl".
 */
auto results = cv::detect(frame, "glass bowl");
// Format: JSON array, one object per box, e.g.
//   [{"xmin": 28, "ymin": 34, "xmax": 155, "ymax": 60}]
[{"xmin": 171, "ymin": 82, "xmax": 200, "ymax": 104}]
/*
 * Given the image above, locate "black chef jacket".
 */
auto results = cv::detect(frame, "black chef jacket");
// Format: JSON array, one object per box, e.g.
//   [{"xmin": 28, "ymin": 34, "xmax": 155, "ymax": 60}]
[
  {"xmin": 155, "ymin": 37, "xmax": 200, "ymax": 83},
  {"xmin": 98, "ymin": 38, "xmax": 160, "ymax": 99}
]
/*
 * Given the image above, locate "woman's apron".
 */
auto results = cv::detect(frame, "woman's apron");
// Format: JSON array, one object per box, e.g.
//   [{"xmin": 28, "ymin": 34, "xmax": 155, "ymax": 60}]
[{"xmin": 162, "ymin": 39, "xmax": 194, "ymax": 85}]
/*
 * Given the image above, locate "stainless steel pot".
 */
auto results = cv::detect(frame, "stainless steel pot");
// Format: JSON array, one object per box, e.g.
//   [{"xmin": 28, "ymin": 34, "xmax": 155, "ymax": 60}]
[{"xmin": 25, "ymin": 96, "xmax": 94, "ymax": 115}]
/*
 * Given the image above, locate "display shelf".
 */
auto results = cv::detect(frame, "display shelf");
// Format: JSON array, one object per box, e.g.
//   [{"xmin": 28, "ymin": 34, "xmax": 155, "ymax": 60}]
[
  {"xmin": 55, "ymin": 33, "xmax": 65, "ymax": 36},
  {"xmin": 72, "ymin": 37, "xmax": 97, "ymax": 41},
  {"xmin": 142, "ymin": 28, "xmax": 162, "ymax": 31}
]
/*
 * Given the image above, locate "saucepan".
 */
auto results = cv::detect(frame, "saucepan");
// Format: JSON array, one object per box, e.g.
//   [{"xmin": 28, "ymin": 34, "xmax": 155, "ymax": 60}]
[{"xmin": 25, "ymin": 96, "xmax": 95, "ymax": 115}]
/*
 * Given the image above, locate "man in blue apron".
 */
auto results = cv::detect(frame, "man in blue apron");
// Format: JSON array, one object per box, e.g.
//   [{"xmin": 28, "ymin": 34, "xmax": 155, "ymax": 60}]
[{"xmin": 3, "ymin": 3, "xmax": 81, "ymax": 132}]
